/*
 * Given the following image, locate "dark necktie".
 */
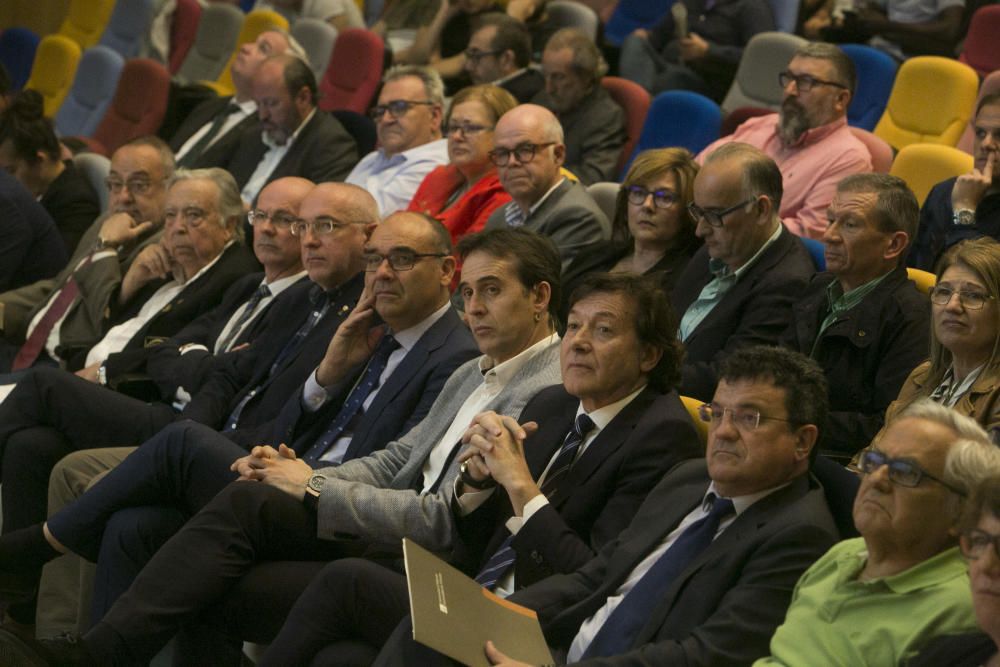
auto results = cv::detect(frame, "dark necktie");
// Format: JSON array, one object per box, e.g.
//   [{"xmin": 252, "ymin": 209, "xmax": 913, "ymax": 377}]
[
  {"xmin": 302, "ymin": 331, "xmax": 400, "ymax": 464},
  {"xmin": 474, "ymin": 413, "xmax": 596, "ymax": 590},
  {"xmin": 216, "ymin": 284, "xmax": 270, "ymax": 353},
  {"xmin": 177, "ymin": 103, "xmax": 242, "ymax": 168},
  {"xmin": 581, "ymin": 494, "xmax": 736, "ymax": 658}
]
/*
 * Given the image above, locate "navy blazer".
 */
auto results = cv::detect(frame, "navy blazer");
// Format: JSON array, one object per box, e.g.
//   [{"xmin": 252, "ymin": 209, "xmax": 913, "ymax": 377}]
[
  {"xmin": 0, "ymin": 170, "xmax": 68, "ymax": 291},
  {"xmin": 272, "ymin": 306, "xmax": 480, "ymax": 462}
]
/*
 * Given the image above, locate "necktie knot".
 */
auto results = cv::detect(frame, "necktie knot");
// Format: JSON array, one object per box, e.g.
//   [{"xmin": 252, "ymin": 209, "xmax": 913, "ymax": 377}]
[
  {"xmin": 705, "ymin": 495, "xmax": 735, "ymax": 522},
  {"xmin": 573, "ymin": 413, "xmax": 596, "ymax": 440}
]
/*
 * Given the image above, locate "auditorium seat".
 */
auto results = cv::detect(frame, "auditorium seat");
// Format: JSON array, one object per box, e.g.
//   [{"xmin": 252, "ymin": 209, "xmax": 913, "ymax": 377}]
[
  {"xmin": 625, "ymin": 90, "xmax": 720, "ymax": 175},
  {"xmin": 55, "ymin": 46, "xmax": 124, "ymax": 138},
  {"xmin": 318, "ymin": 28, "xmax": 384, "ymax": 114},
  {"xmin": 169, "ymin": 0, "xmax": 203, "ymax": 75},
  {"xmin": 175, "ymin": 2, "xmax": 244, "ymax": 84},
  {"xmin": 90, "ymin": 59, "xmax": 171, "ymax": 156},
  {"xmin": 721, "ymin": 31, "xmax": 807, "ymax": 114},
  {"xmin": 203, "ymin": 9, "xmax": 289, "ymax": 97},
  {"xmin": 98, "ymin": 0, "xmax": 159, "ymax": 60},
  {"xmin": 545, "ymin": 1, "xmax": 601, "ymax": 41},
  {"xmin": 56, "ymin": 0, "xmax": 117, "ymax": 50},
  {"xmin": 586, "ymin": 181, "xmax": 619, "ymax": 221},
  {"xmin": 960, "ymin": 5, "xmax": 1000, "ymax": 77},
  {"xmin": 604, "ymin": 0, "xmax": 671, "ymax": 47},
  {"xmin": 331, "ymin": 110, "xmax": 377, "ymax": 157},
  {"xmin": 849, "ymin": 127, "xmax": 894, "ymax": 174},
  {"xmin": 291, "ymin": 18, "xmax": 338, "ymax": 82},
  {"xmin": 840, "ymin": 44, "xmax": 897, "ymax": 132},
  {"xmin": 889, "ymin": 143, "xmax": 974, "ymax": 206},
  {"xmin": 72, "ymin": 152, "xmax": 111, "ymax": 213},
  {"xmin": 680, "ymin": 396, "xmax": 708, "ymax": 447},
  {"xmin": 25, "ymin": 34, "xmax": 82, "ymax": 117},
  {"xmin": 720, "ymin": 106, "xmax": 771, "ymax": 136},
  {"xmin": 0, "ymin": 27, "xmax": 39, "ymax": 90},
  {"xmin": 601, "ymin": 76, "xmax": 651, "ymax": 175},
  {"xmin": 907, "ymin": 268, "xmax": 936, "ymax": 295}
]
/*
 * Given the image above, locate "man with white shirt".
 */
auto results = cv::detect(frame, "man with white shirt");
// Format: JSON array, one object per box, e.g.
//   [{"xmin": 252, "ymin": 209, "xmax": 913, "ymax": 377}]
[
  {"xmin": 346, "ymin": 65, "xmax": 449, "ymax": 215},
  {"xmin": 226, "ymin": 54, "xmax": 358, "ymax": 205}
]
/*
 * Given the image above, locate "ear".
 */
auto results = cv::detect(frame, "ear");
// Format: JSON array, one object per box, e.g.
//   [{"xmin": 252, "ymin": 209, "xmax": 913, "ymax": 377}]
[
  {"xmin": 532, "ymin": 280, "xmax": 552, "ymax": 318},
  {"xmin": 499, "ymin": 49, "xmax": 516, "ymax": 71},
  {"xmin": 294, "ymin": 85, "xmax": 312, "ymax": 110},
  {"xmin": 793, "ymin": 424, "xmax": 819, "ymax": 463},
  {"xmin": 439, "ymin": 255, "xmax": 457, "ymax": 287},
  {"xmin": 363, "ymin": 222, "xmax": 378, "ymax": 239},
  {"xmin": 552, "ymin": 142, "xmax": 566, "ymax": 168},
  {"xmin": 755, "ymin": 194, "xmax": 774, "ymax": 222},
  {"xmin": 883, "ymin": 231, "xmax": 908, "ymax": 262},
  {"xmin": 835, "ymin": 88, "xmax": 851, "ymax": 114},
  {"xmin": 638, "ymin": 342, "xmax": 662, "ymax": 375}
]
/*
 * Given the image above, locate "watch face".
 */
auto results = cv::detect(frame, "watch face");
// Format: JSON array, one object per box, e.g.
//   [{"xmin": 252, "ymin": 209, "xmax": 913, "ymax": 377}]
[
  {"xmin": 308, "ymin": 474, "xmax": 326, "ymax": 493},
  {"xmin": 956, "ymin": 210, "xmax": 976, "ymax": 226}
]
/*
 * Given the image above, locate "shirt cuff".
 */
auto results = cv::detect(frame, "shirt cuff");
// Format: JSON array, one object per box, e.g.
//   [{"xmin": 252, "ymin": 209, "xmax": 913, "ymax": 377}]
[
  {"xmin": 178, "ymin": 343, "xmax": 209, "ymax": 355},
  {"xmin": 302, "ymin": 368, "xmax": 330, "ymax": 412},
  {"xmin": 504, "ymin": 494, "xmax": 548, "ymax": 535},
  {"xmin": 454, "ymin": 478, "xmax": 495, "ymax": 515}
]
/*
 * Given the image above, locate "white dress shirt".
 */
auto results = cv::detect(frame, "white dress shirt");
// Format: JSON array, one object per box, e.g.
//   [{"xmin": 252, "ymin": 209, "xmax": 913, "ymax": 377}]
[
  {"xmin": 241, "ymin": 109, "xmax": 316, "ymax": 204},
  {"xmin": 174, "ymin": 98, "xmax": 257, "ymax": 163},
  {"xmin": 345, "ymin": 139, "xmax": 449, "ymax": 215}
]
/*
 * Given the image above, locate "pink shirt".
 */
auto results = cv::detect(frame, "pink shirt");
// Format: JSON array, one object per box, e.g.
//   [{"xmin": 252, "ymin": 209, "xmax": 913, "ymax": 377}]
[{"xmin": 697, "ymin": 115, "xmax": 872, "ymax": 239}]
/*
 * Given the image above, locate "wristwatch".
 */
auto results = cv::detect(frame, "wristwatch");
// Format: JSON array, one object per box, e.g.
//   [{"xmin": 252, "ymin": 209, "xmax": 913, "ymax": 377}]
[
  {"xmin": 94, "ymin": 235, "xmax": 124, "ymax": 254},
  {"xmin": 953, "ymin": 208, "xmax": 976, "ymax": 226},
  {"xmin": 303, "ymin": 473, "xmax": 326, "ymax": 511},
  {"xmin": 96, "ymin": 365, "xmax": 108, "ymax": 386}
]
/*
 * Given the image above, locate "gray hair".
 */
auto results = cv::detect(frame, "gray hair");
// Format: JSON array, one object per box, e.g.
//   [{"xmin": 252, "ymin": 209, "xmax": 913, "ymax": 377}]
[
  {"xmin": 543, "ymin": 28, "xmax": 608, "ymax": 84},
  {"xmin": 836, "ymin": 173, "xmax": 919, "ymax": 241},
  {"xmin": 793, "ymin": 42, "xmax": 856, "ymax": 95},
  {"xmin": 704, "ymin": 142, "xmax": 783, "ymax": 210},
  {"xmin": 383, "ymin": 65, "xmax": 445, "ymax": 107},
  {"xmin": 168, "ymin": 168, "xmax": 245, "ymax": 241},
  {"xmin": 119, "ymin": 135, "xmax": 176, "ymax": 179}
]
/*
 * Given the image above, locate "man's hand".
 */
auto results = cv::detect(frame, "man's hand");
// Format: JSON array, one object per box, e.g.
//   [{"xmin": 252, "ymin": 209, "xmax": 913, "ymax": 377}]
[
  {"xmin": 120, "ymin": 243, "xmax": 174, "ymax": 304},
  {"xmin": 316, "ymin": 288, "xmax": 382, "ymax": 387},
  {"xmin": 678, "ymin": 33, "xmax": 709, "ymax": 61},
  {"xmin": 230, "ymin": 444, "xmax": 281, "ymax": 479},
  {"xmin": 464, "ymin": 411, "xmax": 540, "ymax": 514},
  {"xmin": 485, "ymin": 641, "xmax": 534, "ymax": 666},
  {"xmin": 952, "ymin": 152, "xmax": 996, "ymax": 212},
  {"xmin": 98, "ymin": 212, "xmax": 157, "ymax": 249},
  {"xmin": 241, "ymin": 443, "xmax": 313, "ymax": 498},
  {"xmin": 75, "ymin": 362, "xmax": 101, "ymax": 383}
]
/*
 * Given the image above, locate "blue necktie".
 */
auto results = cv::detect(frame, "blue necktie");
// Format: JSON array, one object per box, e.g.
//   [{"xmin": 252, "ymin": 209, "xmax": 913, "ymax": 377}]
[
  {"xmin": 580, "ymin": 495, "xmax": 736, "ymax": 658},
  {"xmin": 301, "ymin": 332, "xmax": 400, "ymax": 463},
  {"xmin": 475, "ymin": 413, "xmax": 596, "ymax": 590},
  {"xmin": 503, "ymin": 202, "xmax": 526, "ymax": 228},
  {"xmin": 216, "ymin": 284, "xmax": 270, "ymax": 353}
]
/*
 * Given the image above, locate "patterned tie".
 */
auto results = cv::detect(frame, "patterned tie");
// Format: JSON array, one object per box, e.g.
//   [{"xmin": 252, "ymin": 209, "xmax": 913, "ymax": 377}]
[
  {"xmin": 503, "ymin": 202, "xmax": 526, "ymax": 228},
  {"xmin": 215, "ymin": 284, "xmax": 270, "ymax": 353},
  {"xmin": 474, "ymin": 413, "xmax": 596, "ymax": 590},
  {"xmin": 301, "ymin": 332, "xmax": 400, "ymax": 463},
  {"xmin": 177, "ymin": 103, "xmax": 242, "ymax": 168},
  {"xmin": 580, "ymin": 495, "xmax": 736, "ymax": 658}
]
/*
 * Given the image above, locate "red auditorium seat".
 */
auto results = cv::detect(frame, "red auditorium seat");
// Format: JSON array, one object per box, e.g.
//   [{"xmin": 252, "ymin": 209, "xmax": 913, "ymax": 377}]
[
  {"xmin": 600, "ymin": 76, "xmax": 651, "ymax": 175},
  {"xmin": 960, "ymin": 5, "xmax": 1000, "ymax": 78},
  {"xmin": 720, "ymin": 106, "xmax": 772, "ymax": 136},
  {"xmin": 849, "ymin": 126, "xmax": 894, "ymax": 174},
  {"xmin": 318, "ymin": 28, "xmax": 384, "ymax": 114},
  {"xmin": 169, "ymin": 0, "xmax": 203, "ymax": 75},
  {"xmin": 90, "ymin": 59, "xmax": 171, "ymax": 156}
]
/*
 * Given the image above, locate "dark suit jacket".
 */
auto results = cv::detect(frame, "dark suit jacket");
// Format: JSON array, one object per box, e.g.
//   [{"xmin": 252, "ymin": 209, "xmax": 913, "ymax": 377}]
[
  {"xmin": 671, "ymin": 224, "xmax": 815, "ymax": 401},
  {"xmin": 510, "ymin": 460, "xmax": 839, "ymax": 666},
  {"xmin": 169, "ymin": 96, "xmax": 260, "ymax": 170},
  {"xmin": 0, "ymin": 170, "xmax": 68, "ymax": 292},
  {"xmin": 272, "ymin": 306, "xmax": 480, "ymax": 462},
  {"xmin": 454, "ymin": 386, "xmax": 703, "ymax": 590},
  {"xmin": 224, "ymin": 110, "xmax": 359, "ymax": 202},
  {"xmin": 500, "ymin": 68, "xmax": 545, "ymax": 103},
  {"xmin": 534, "ymin": 86, "xmax": 627, "ymax": 185},
  {"xmin": 40, "ymin": 161, "xmax": 101, "ymax": 255}
]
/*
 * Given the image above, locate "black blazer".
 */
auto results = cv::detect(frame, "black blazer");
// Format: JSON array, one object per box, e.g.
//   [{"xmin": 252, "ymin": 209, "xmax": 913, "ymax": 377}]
[
  {"xmin": 671, "ymin": 224, "xmax": 815, "ymax": 401},
  {"xmin": 454, "ymin": 386, "xmax": 704, "ymax": 590},
  {"xmin": 40, "ymin": 161, "xmax": 101, "ymax": 255},
  {"xmin": 510, "ymin": 460, "xmax": 840, "ymax": 666},
  {"xmin": 168, "ymin": 96, "xmax": 259, "ymax": 170},
  {"xmin": 272, "ymin": 306, "xmax": 480, "ymax": 462}
]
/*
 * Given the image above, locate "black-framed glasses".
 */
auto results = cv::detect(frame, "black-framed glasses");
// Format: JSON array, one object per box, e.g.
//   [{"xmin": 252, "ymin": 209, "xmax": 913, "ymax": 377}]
[
  {"xmin": 464, "ymin": 48, "xmax": 502, "ymax": 63},
  {"xmin": 363, "ymin": 250, "xmax": 447, "ymax": 272},
  {"xmin": 105, "ymin": 177, "xmax": 157, "ymax": 195},
  {"xmin": 697, "ymin": 403, "xmax": 795, "ymax": 432},
  {"xmin": 488, "ymin": 142, "xmax": 556, "ymax": 167},
  {"xmin": 248, "ymin": 209, "xmax": 298, "ymax": 229},
  {"xmin": 289, "ymin": 217, "xmax": 357, "ymax": 237},
  {"xmin": 369, "ymin": 99, "xmax": 436, "ymax": 120},
  {"xmin": 778, "ymin": 71, "xmax": 848, "ymax": 92},
  {"xmin": 961, "ymin": 528, "xmax": 1000, "ymax": 560},
  {"xmin": 857, "ymin": 450, "xmax": 966, "ymax": 496},
  {"xmin": 687, "ymin": 197, "xmax": 755, "ymax": 227},
  {"xmin": 626, "ymin": 185, "xmax": 680, "ymax": 210},
  {"xmin": 165, "ymin": 206, "xmax": 209, "ymax": 228},
  {"xmin": 930, "ymin": 285, "xmax": 994, "ymax": 310},
  {"xmin": 445, "ymin": 122, "xmax": 493, "ymax": 137}
]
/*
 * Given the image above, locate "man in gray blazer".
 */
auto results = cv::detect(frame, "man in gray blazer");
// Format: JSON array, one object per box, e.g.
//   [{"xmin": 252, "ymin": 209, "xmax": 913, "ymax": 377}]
[{"xmin": 485, "ymin": 104, "xmax": 611, "ymax": 273}]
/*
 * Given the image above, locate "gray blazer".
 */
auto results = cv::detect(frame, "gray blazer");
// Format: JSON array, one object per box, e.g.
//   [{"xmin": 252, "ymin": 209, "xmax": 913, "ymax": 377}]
[
  {"xmin": 485, "ymin": 179, "xmax": 611, "ymax": 273},
  {"xmin": 313, "ymin": 337, "xmax": 562, "ymax": 552}
]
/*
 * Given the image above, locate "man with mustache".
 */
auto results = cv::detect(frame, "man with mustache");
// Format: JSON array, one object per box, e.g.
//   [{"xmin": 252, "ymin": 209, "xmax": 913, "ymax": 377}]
[{"xmin": 697, "ymin": 42, "xmax": 871, "ymax": 241}]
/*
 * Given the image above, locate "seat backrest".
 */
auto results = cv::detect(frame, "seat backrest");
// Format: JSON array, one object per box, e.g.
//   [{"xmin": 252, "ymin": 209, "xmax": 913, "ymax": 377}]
[
  {"xmin": 176, "ymin": 3, "xmax": 244, "ymax": 84},
  {"xmin": 54, "ymin": 45, "xmax": 124, "ymax": 138},
  {"xmin": 801, "ymin": 237, "xmax": 826, "ymax": 271},
  {"xmin": 721, "ymin": 32, "xmax": 807, "ymax": 114},
  {"xmin": 630, "ymin": 90, "xmax": 721, "ymax": 172},
  {"xmin": 0, "ymin": 27, "xmax": 40, "ymax": 90},
  {"xmin": 957, "ymin": 70, "xmax": 1000, "ymax": 154},
  {"xmin": 291, "ymin": 17, "xmax": 338, "ymax": 82},
  {"xmin": 812, "ymin": 456, "xmax": 860, "ymax": 539},
  {"xmin": 330, "ymin": 109, "xmax": 376, "ymax": 156},
  {"xmin": 849, "ymin": 126, "xmax": 894, "ymax": 174},
  {"xmin": 679, "ymin": 396, "xmax": 709, "ymax": 447},
  {"xmin": 959, "ymin": 4, "xmax": 1000, "ymax": 77},
  {"xmin": 169, "ymin": 0, "xmax": 204, "ymax": 75},
  {"xmin": 840, "ymin": 44, "xmax": 897, "ymax": 132},
  {"xmin": 874, "ymin": 56, "xmax": 979, "ymax": 150},
  {"xmin": 57, "ymin": 0, "xmax": 117, "ymax": 49},
  {"xmin": 209, "ymin": 9, "xmax": 289, "ymax": 96},
  {"xmin": 767, "ymin": 0, "xmax": 799, "ymax": 33},
  {"xmin": 72, "ymin": 152, "xmax": 111, "ymax": 213},
  {"xmin": 907, "ymin": 267, "xmax": 936, "ymax": 294},
  {"xmin": 600, "ymin": 76, "xmax": 651, "ymax": 175},
  {"xmin": 889, "ymin": 143, "xmax": 975, "ymax": 206},
  {"xmin": 720, "ymin": 105, "xmax": 772, "ymax": 136},
  {"xmin": 544, "ymin": 1, "xmax": 600, "ymax": 41},
  {"xmin": 585, "ymin": 181, "xmax": 619, "ymax": 221},
  {"xmin": 25, "ymin": 34, "xmax": 82, "ymax": 118},
  {"xmin": 604, "ymin": 0, "xmax": 671, "ymax": 46},
  {"xmin": 98, "ymin": 0, "xmax": 159, "ymax": 59},
  {"xmin": 92, "ymin": 59, "xmax": 172, "ymax": 156},
  {"xmin": 319, "ymin": 28, "xmax": 384, "ymax": 113}
]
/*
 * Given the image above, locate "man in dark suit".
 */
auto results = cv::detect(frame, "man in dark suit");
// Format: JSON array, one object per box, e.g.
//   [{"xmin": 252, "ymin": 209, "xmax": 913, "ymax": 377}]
[
  {"xmin": 464, "ymin": 14, "xmax": 545, "ymax": 104},
  {"xmin": 379, "ymin": 345, "xmax": 840, "ymax": 666},
  {"xmin": 0, "ymin": 169, "xmax": 66, "ymax": 292},
  {"xmin": 484, "ymin": 104, "xmax": 611, "ymax": 273},
  {"xmin": 672, "ymin": 142, "xmax": 816, "ymax": 401},
  {"xmin": 226, "ymin": 54, "xmax": 358, "ymax": 205},
  {"xmin": 255, "ymin": 272, "xmax": 704, "ymax": 666}
]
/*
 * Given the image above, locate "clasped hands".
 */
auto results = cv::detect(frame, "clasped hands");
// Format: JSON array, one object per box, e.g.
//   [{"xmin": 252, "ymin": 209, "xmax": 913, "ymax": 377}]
[
  {"xmin": 458, "ymin": 411, "xmax": 540, "ymax": 513},
  {"xmin": 230, "ymin": 444, "xmax": 313, "ymax": 499}
]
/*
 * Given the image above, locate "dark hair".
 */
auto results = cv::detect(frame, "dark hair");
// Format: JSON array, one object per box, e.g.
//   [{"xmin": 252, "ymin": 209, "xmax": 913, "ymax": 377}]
[
  {"xmin": 568, "ymin": 273, "xmax": 683, "ymax": 392},
  {"xmin": 960, "ymin": 475, "xmax": 1000, "ymax": 534},
  {"xmin": 0, "ymin": 89, "xmax": 62, "ymax": 163},
  {"xmin": 704, "ymin": 142, "xmax": 784, "ymax": 211},
  {"xmin": 280, "ymin": 54, "xmax": 318, "ymax": 105},
  {"xmin": 475, "ymin": 13, "xmax": 532, "ymax": 68},
  {"xmin": 719, "ymin": 346, "xmax": 828, "ymax": 459},
  {"xmin": 836, "ymin": 173, "xmax": 919, "ymax": 240},
  {"xmin": 392, "ymin": 210, "xmax": 453, "ymax": 254},
  {"xmin": 793, "ymin": 42, "xmax": 856, "ymax": 96},
  {"xmin": 120, "ymin": 135, "xmax": 176, "ymax": 177},
  {"xmin": 615, "ymin": 147, "xmax": 699, "ymax": 248},
  {"xmin": 457, "ymin": 228, "xmax": 562, "ymax": 324},
  {"xmin": 976, "ymin": 92, "xmax": 1000, "ymax": 116}
]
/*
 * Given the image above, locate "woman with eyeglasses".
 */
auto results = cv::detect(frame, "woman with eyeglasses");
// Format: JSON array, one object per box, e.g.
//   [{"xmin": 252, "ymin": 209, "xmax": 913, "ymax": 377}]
[
  {"xmin": 558, "ymin": 148, "xmax": 701, "ymax": 320},
  {"xmin": 407, "ymin": 84, "xmax": 516, "ymax": 244}
]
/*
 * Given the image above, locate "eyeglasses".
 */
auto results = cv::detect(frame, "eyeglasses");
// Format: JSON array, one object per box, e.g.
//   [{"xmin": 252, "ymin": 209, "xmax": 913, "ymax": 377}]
[
  {"xmin": 687, "ymin": 197, "xmax": 756, "ymax": 227},
  {"xmin": 488, "ymin": 142, "xmax": 556, "ymax": 167},
  {"xmin": 363, "ymin": 250, "xmax": 447, "ymax": 272},
  {"xmin": 857, "ymin": 449, "xmax": 966, "ymax": 496},
  {"xmin": 930, "ymin": 285, "xmax": 994, "ymax": 310},
  {"xmin": 369, "ymin": 100, "xmax": 435, "ymax": 120},
  {"xmin": 697, "ymin": 403, "xmax": 795, "ymax": 431},
  {"xmin": 248, "ymin": 209, "xmax": 298, "ymax": 229},
  {"xmin": 626, "ymin": 185, "xmax": 680, "ymax": 210},
  {"xmin": 105, "ymin": 177, "xmax": 157, "ymax": 195},
  {"xmin": 289, "ymin": 217, "xmax": 358, "ymax": 237},
  {"xmin": 445, "ymin": 122, "xmax": 493, "ymax": 137},
  {"xmin": 464, "ymin": 48, "xmax": 502, "ymax": 63},
  {"xmin": 778, "ymin": 71, "xmax": 848, "ymax": 92},
  {"xmin": 961, "ymin": 528, "xmax": 1000, "ymax": 560},
  {"xmin": 165, "ymin": 207, "xmax": 209, "ymax": 228}
]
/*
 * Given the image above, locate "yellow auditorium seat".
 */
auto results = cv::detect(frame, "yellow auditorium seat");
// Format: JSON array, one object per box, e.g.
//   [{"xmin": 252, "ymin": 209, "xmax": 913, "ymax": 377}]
[
  {"xmin": 202, "ymin": 9, "xmax": 289, "ymax": 97},
  {"xmin": 907, "ymin": 268, "xmax": 936, "ymax": 295},
  {"xmin": 57, "ymin": 0, "xmax": 116, "ymax": 49},
  {"xmin": 680, "ymin": 396, "xmax": 708, "ymax": 448},
  {"xmin": 889, "ymin": 143, "xmax": 974, "ymax": 207},
  {"xmin": 25, "ymin": 34, "xmax": 82, "ymax": 118},
  {"xmin": 874, "ymin": 56, "xmax": 979, "ymax": 151}
]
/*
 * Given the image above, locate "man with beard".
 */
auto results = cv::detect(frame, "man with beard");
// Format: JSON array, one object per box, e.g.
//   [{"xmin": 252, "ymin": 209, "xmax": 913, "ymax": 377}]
[{"xmin": 697, "ymin": 42, "xmax": 871, "ymax": 241}]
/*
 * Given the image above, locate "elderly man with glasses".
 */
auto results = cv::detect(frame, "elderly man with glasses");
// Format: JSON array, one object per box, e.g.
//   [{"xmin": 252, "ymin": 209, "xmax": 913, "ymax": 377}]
[
  {"xmin": 671, "ymin": 142, "xmax": 815, "ymax": 401},
  {"xmin": 755, "ymin": 399, "xmax": 1000, "ymax": 666},
  {"xmin": 346, "ymin": 65, "xmax": 449, "ymax": 215},
  {"xmin": 697, "ymin": 42, "xmax": 871, "ymax": 240}
]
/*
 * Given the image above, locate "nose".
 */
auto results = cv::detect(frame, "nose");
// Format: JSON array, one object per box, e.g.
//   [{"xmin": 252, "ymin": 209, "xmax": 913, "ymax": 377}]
[
  {"xmin": 711, "ymin": 408, "xmax": 740, "ymax": 440},
  {"xmin": 983, "ymin": 132, "xmax": 998, "ymax": 151},
  {"xmin": 372, "ymin": 256, "xmax": 395, "ymax": 280},
  {"xmin": 943, "ymin": 291, "xmax": 966, "ymax": 313},
  {"xmin": 864, "ymin": 461, "xmax": 893, "ymax": 491},
  {"xmin": 464, "ymin": 290, "xmax": 486, "ymax": 316},
  {"xmin": 822, "ymin": 221, "xmax": 840, "ymax": 244}
]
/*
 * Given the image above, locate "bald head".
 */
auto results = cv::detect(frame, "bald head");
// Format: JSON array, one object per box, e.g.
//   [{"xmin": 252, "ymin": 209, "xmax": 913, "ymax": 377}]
[
  {"xmin": 297, "ymin": 183, "xmax": 378, "ymax": 290},
  {"xmin": 493, "ymin": 104, "xmax": 566, "ymax": 210}
]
